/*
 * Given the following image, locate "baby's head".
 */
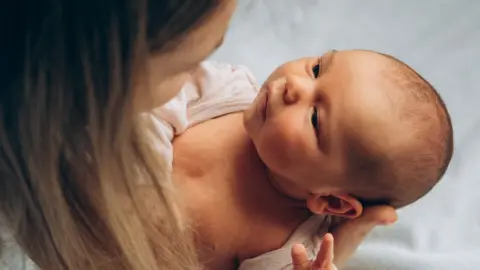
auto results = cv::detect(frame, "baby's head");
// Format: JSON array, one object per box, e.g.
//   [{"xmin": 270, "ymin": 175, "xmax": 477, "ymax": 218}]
[{"xmin": 243, "ymin": 50, "xmax": 453, "ymax": 218}]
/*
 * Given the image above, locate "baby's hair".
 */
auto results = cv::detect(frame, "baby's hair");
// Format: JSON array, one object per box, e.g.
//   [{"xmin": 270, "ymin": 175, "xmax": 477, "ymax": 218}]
[{"xmin": 348, "ymin": 51, "xmax": 453, "ymax": 209}]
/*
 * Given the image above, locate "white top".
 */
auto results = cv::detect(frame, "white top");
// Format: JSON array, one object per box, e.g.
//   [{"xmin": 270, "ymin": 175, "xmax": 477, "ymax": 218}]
[
  {"xmin": 149, "ymin": 61, "xmax": 330, "ymax": 270},
  {"xmin": 147, "ymin": 61, "xmax": 259, "ymax": 165}
]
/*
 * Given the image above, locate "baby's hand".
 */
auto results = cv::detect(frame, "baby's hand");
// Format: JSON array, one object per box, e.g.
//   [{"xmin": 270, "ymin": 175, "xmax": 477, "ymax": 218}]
[{"xmin": 291, "ymin": 233, "xmax": 338, "ymax": 270}]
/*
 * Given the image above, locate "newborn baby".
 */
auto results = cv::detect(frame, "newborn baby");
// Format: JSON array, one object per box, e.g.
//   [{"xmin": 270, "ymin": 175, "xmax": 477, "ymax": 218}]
[
  {"xmin": 244, "ymin": 49, "xmax": 452, "ymax": 210},
  {"xmin": 151, "ymin": 49, "xmax": 453, "ymax": 270},
  {"xmin": 238, "ymin": 50, "xmax": 453, "ymax": 269}
]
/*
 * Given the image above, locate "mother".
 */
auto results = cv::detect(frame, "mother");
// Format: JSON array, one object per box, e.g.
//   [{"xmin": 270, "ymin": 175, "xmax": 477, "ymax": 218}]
[{"xmin": 0, "ymin": 0, "xmax": 395, "ymax": 269}]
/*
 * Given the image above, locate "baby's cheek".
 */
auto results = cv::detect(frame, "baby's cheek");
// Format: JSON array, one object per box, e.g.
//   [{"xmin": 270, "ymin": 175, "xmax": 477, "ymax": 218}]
[{"xmin": 258, "ymin": 123, "xmax": 306, "ymax": 172}]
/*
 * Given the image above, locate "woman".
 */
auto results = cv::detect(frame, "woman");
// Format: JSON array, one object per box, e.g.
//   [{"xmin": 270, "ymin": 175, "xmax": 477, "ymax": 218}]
[{"xmin": 0, "ymin": 0, "xmax": 395, "ymax": 269}]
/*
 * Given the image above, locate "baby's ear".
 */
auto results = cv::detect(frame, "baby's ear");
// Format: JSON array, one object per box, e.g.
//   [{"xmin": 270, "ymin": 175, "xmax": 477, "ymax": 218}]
[{"xmin": 307, "ymin": 194, "xmax": 363, "ymax": 218}]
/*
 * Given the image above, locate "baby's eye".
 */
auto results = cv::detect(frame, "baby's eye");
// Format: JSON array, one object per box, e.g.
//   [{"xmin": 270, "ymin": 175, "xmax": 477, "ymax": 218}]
[
  {"xmin": 312, "ymin": 64, "xmax": 320, "ymax": 78},
  {"xmin": 311, "ymin": 106, "xmax": 318, "ymax": 130},
  {"xmin": 312, "ymin": 58, "xmax": 321, "ymax": 78}
]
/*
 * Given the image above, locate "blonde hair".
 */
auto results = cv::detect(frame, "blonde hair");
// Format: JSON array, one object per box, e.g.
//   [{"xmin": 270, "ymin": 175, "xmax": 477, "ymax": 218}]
[{"xmin": 0, "ymin": 0, "xmax": 219, "ymax": 269}]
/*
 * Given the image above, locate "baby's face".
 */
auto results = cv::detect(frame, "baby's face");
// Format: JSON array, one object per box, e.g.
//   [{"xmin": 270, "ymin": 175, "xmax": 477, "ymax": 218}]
[{"xmin": 243, "ymin": 50, "xmax": 402, "ymax": 199}]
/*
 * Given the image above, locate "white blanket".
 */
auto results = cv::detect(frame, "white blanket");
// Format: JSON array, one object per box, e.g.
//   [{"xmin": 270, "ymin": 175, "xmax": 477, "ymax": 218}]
[{"xmin": 211, "ymin": 0, "xmax": 480, "ymax": 269}]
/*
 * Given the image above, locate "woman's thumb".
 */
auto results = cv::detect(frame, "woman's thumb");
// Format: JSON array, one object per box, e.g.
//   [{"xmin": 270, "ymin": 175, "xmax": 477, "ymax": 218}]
[{"xmin": 359, "ymin": 205, "xmax": 398, "ymax": 226}]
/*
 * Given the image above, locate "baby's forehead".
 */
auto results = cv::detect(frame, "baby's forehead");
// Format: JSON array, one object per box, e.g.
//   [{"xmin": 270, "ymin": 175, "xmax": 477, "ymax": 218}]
[{"xmin": 279, "ymin": 51, "xmax": 392, "ymax": 77}]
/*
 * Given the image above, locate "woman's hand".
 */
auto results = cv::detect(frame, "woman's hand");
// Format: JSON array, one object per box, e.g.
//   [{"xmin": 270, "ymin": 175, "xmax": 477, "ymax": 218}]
[
  {"xmin": 291, "ymin": 233, "xmax": 337, "ymax": 270},
  {"xmin": 290, "ymin": 205, "xmax": 397, "ymax": 269},
  {"xmin": 329, "ymin": 205, "xmax": 397, "ymax": 268}
]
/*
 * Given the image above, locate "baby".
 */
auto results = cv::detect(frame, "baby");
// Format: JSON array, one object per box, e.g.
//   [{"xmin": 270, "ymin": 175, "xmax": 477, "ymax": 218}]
[
  {"xmin": 244, "ymin": 49, "xmax": 453, "ymax": 210},
  {"xmin": 150, "ymin": 49, "xmax": 453, "ymax": 269}
]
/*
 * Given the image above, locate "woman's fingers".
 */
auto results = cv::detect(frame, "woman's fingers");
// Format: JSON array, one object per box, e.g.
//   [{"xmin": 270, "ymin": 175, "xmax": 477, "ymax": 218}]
[
  {"xmin": 330, "ymin": 205, "xmax": 397, "ymax": 267},
  {"xmin": 292, "ymin": 244, "xmax": 312, "ymax": 270},
  {"xmin": 360, "ymin": 205, "xmax": 398, "ymax": 225}
]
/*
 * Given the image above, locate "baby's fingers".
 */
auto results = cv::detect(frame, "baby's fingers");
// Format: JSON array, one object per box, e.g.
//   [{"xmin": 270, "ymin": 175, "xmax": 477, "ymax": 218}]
[
  {"xmin": 312, "ymin": 233, "xmax": 336, "ymax": 270},
  {"xmin": 292, "ymin": 244, "xmax": 312, "ymax": 270}
]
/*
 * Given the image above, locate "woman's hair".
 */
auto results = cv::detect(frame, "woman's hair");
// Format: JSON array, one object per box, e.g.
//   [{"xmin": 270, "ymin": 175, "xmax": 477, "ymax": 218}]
[{"xmin": 0, "ymin": 0, "xmax": 220, "ymax": 269}]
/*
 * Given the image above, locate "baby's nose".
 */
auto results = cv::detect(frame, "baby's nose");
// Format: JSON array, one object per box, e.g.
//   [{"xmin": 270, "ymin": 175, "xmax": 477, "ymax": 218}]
[{"xmin": 283, "ymin": 75, "xmax": 315, "ymax": 105}]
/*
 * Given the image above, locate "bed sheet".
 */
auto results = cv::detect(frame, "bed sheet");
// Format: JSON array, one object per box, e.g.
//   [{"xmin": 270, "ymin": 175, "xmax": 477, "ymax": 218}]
[{"xmin": 211, "ymin": 0, "xmax": 480, "ymax": 269}]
